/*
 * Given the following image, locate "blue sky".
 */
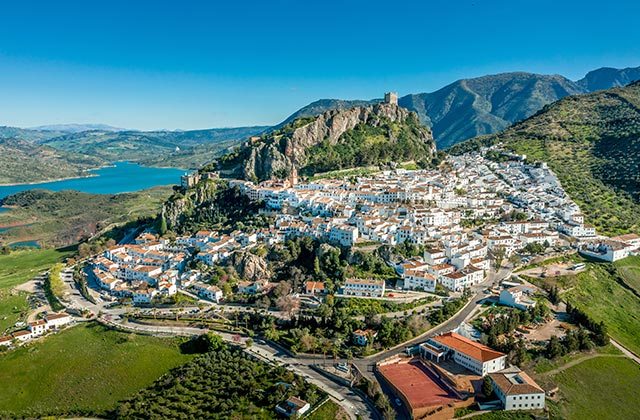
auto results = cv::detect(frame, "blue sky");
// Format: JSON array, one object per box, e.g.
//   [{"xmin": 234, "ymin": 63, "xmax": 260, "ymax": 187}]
[{"xmin": 1, "ymin": 0, "xmax": 638, "ymax": 130}]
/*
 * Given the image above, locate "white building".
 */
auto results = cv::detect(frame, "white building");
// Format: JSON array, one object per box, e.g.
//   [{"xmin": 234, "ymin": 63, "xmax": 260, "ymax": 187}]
[
  {"xmin": 193, "ymin": 282, "xmax": 224, "ymax": 303},
  {"xmin": 499, "ymin": 286, "xmax": 536, "ymax": 310},
  {"xmin": 402, "ymin": 269, "xmax": 437, "ymax": 292},
  {"xmin": 580, "ymin": 240, "xmax": 634, "ymax": 262},
  {"xmin": 489, "ymin": 367, "xmax": 545, "ymax": 411},
  {"xmin": 421, "ymin": 332, "xmax": 507, "ymax": 376},
  {"xmin": 28, "ymin": 319, "xmax": 47, "ymax": 336},
  {"xmin": 341, "ymin": 278, "xmax": 385, "ymax": 297},
  {"xmin": 45, "ymin": 313, "xmax": 72, "ymax": 329}
]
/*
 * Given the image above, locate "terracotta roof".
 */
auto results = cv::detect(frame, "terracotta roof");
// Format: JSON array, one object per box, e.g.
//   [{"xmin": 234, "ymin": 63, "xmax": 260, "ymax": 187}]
[
  {"xmin": 489, "ymin": 367, "xmax": 544, "ymax": 395},
  {"xmin": 432, "ymin": 332, "xmax": 505, "ymax": 362}
]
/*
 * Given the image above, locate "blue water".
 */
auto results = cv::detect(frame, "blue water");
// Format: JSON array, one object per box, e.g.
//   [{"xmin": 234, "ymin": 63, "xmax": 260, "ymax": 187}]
[
  {"xmin": 0, "ymin": 161, "xmax": 186, "ymax": 200},
  {"xmin": 10, "ymin": 240, "xmax": 41, "ymax": 249}
]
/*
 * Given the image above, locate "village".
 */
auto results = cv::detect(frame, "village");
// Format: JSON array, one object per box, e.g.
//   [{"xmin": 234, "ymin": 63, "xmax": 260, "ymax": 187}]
[{"xmin": 4, "ymin": 147, "xmax": 639, "ymax": 419}]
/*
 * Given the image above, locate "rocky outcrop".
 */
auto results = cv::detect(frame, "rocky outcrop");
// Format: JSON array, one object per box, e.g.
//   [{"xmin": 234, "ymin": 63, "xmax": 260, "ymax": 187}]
[
  {"xmin": 235, "ymin": 103, "xmax": 435, "ymax": 181},
  {"xmin": 163, "ymin": 179, "xmax": 219, "ymax": 230},
  {"xmin": 229, "ymin": 250, "xmax": 271, "ymax": 281}
]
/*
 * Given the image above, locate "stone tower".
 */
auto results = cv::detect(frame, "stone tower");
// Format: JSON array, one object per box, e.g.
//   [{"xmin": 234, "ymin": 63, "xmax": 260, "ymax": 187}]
[{"xmin": 384, "ymin": 92, "xmax": 398, "ymax": 105}]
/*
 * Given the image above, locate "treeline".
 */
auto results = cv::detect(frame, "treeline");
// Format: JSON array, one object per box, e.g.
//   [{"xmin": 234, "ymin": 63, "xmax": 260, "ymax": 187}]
[{"xmin": 44, "ymin": 263, "xmax": 65, "ymax": 311}]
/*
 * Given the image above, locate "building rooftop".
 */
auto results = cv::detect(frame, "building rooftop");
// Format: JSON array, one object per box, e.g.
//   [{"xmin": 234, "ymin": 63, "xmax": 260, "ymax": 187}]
[
  {"xmin": 432, "ymin": 332, "xmax": 505, "ymax": 362},
  {"xmin": 489, "ymin": 366, "xmax": 544, "ymax": 395}
]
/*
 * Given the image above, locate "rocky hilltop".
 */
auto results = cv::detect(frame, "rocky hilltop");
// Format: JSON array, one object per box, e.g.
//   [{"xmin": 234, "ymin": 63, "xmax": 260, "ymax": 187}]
[{"xmin": 217, "ymin": 102, "xmax": 436, "ymax": 181}]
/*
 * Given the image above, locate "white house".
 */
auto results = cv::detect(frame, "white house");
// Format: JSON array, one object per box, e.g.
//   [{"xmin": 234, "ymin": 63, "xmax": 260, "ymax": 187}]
[
  {"xmin": 0, "ymin": 335, "xmax": 12, "ymax": 346},
  {"xmin": 11, "ymin": 330, "xmax": 32, "ymax": 342},
  {"xmin": 132, "ymin": 288, "xmax": 158, "ymax": 304},
  {"xmin": 28, "ymin": 319, "xmax": 47, "ymax": 336},
  {"xmin": 499, "ymin": 286, "xmax": 536, "ymax": 310},
  {"xmin": 402, "ymin": 269, "xmax": 437, "ymax": 292},
  {"xmin": 489, "ymin": 366, "xmax": 545, "ymax": 411},
  {"xmin": 276, "ymin": 396, "xmax": 311, "ymax": 418},
  {"xmin": 580, "ymin": 240, "xmax": 633, "ymax": 262},
  {"xmin": 45, "ymin": 312, "xmax": 72, "ymax": 329},
  {"xmin": 193, "ymin": 282, "xmax": 224, "ymax": 303},
  {"xmin": 341, "ymin": 278, "xmax": 385, "ymax": 297},
  {"xmin": 421, "ymin": 332, "xmax": 507, "ymax": 376}
]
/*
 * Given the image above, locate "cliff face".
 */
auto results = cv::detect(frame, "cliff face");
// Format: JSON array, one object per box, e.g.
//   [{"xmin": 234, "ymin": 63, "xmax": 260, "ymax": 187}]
[{"xmin": 233, "ymin": 103, "xmax": 435, "ymax": 181}]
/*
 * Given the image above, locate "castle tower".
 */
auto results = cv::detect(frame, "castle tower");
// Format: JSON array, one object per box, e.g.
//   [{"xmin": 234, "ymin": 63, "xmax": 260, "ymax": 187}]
[{"xmin": 384, "ymin": 92, "xmax": 398, "ymax": 105}]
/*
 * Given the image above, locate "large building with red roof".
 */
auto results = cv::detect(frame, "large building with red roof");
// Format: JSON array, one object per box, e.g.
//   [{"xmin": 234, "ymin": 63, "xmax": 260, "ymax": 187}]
[
  {"xmin": 420, "ymin": 332, "xmax": 506, "ymax": 376},
  {"xmin": 377, "ymin": 359, "xmax": 462, "ymax": 418}
]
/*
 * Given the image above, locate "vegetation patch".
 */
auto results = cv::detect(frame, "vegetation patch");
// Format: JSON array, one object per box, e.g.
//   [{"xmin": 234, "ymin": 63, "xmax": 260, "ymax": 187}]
[
  {"xmin": 0, "ymin": 323, "xmax": 192, "ymax": 417},
  {"xmin": 115, "ymin": 342, "xmax": 324, "ymax": 419}
]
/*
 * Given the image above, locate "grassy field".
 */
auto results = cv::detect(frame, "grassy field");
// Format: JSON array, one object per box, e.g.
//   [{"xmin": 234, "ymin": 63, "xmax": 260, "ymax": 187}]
[
  {"xmin": 0, "ymin": 323, "xmax": 192, "ymax": 416},
  {"xmin": 308, "ymin": 399, "xmax": 347, "ymax": 420},
  {"xmin": 0, "ymin": 290, "xmax": 29, "ymax": 332},
  {"xmin": 563, "ymin": 262, "xmax": 640, "ymax": 355},
  {"xmin": 551, "ymin": 356, "xmax": 640, "ymax": 419},
  {"xmin": 0, "ymin": 248, "xmax": 73, "ymax": 290},
  {"xmin": 615, "ymin": 256, "xmax": 640, "ymax": 295}
]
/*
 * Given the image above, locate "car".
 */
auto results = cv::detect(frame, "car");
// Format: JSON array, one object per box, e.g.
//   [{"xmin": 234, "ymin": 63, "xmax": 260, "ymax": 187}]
[{"xmin": 395, "ymin": 398, "xmax": 402, "ymax": 406}]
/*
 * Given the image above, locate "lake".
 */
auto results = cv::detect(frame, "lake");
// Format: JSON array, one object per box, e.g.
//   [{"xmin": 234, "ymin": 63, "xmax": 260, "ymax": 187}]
[{"xmin": 0, "ymin": 162, "xmax": 187, "ymax": 201}]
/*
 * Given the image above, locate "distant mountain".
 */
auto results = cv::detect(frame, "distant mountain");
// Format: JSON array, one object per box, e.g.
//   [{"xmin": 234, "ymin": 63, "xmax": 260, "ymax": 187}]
[
  {"xmin": 216, "ymin": 103, "xmax": 435, "ymax": 181},
  {"xmin": 0, "ymin": 138, "xmax": 103, "ymax": 185},
  {"xmin": 279, "ymin": 66, "xmax": 640, "ymax": 149},
  {"xmin": 0, "ymin": 125, "xmax": 268, "ymax": 184},
  {"xmin": 41, "ymin": 126, "xmax": 270, "ymax": 169},
  {"xmin": 30, "ymin": 123, "xmax": 127, "ymax": 133},
  {"xmin": 399, "ymin": 72, "xmax": 586, "ymax": 149},
  {"xmin": 450, "ymin": 81, "xmax": 640, "ymax": 235},
  {"xmin": 577, "ymin": 66, "xmax": 640, "ymax": 91},
  {"xmin": 0, "ymin": 126, "xmax": 66, "ymax": 142}
]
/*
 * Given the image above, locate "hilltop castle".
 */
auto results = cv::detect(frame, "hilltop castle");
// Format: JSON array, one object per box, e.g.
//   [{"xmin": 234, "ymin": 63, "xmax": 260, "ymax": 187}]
[{"xmin": 384, "ymin": 91, "xmax": 398, "ymax": 105}]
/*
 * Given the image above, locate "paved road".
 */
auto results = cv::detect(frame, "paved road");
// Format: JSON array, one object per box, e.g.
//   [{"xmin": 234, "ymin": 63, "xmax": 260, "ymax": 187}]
[
  {"xmin": 610, "ymin": 338, "xmax": 640, "ymax": 365},
  {"xmin": 56, "ymin": 261, "xmax": 512, "ymax": 420}
]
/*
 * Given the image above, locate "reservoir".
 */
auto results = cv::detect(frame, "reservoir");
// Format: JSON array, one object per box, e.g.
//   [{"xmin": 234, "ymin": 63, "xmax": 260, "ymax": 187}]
[{"xmin": 0, "ymin": 161, "xmax": 186, "ymax": 201}]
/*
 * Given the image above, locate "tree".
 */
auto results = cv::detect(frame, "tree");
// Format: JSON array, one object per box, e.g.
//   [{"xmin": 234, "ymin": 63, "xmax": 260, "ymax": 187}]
[
  {"xmin": 482, "ymin": 376, "xmax": 494, "ymax": 398},
  {"xmin": 492, "ymin": 246, "xmax": 506, "ymax": 269},
  {"xmin": 546, "ymin": 336, "xmax": 564, "ymax": 359},
  {"xmin": 158, "ymin": 213, "xmax": 168, "ymax": 236}
]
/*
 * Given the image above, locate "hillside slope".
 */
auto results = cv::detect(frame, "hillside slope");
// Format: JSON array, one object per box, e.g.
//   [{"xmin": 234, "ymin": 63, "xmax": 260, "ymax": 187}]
[
  {"xmin": 451, "ymin": 81, "xmax": 640, "ymax": 235},
  {"xmin": 0, "ymin": 139, "xmax": 103, "ymax": 185},
  {"xmin": 216, "ymin": 103, "xmax": 436, "ymax": 181},
  {"xmin": 42, "ymin": 126, "xmax": 269, "ymax": 169}
]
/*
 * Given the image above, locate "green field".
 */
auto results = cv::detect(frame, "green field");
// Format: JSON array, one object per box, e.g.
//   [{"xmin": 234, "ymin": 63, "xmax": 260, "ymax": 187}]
[
  {"xmin": 0, "ymin": 248, "xmax": 73, "ymax": 290},
  {"xmin": 0, "ymin": 290, "xmax": 29, "ymax": 332},
  {"xmin": 308, "ymin": 399, "xmax": 347, "ymax": 420},
  {"xmin": 563, "ymin": 262, "xmax": 640, "ymax": 355},
  {"xmin": 615, "ymin": 256, "xmax": 640, "ymax": 295},
  {"xmin": 551, "ymin": 356, "xmax": 640, "ymax": 419},
  {"xmin": 0, "ymin": 323, "xmax": 192, "ymax": 416}
]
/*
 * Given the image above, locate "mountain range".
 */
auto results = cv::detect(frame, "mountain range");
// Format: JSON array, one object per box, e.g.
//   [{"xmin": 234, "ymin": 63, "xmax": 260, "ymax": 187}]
[
  {"xmin": 1, "ymin": 65, "xmax": 638, "ymax": 184},
  {"xmin": 282, "ymin": 66, "xmax": 640, "ymax": 149}
]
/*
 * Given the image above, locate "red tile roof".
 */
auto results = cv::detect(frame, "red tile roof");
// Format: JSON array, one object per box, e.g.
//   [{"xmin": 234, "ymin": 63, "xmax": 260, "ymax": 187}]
[{"xmin": 432, "ymin": 332, "xmax": 505, "ymax": 362}]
